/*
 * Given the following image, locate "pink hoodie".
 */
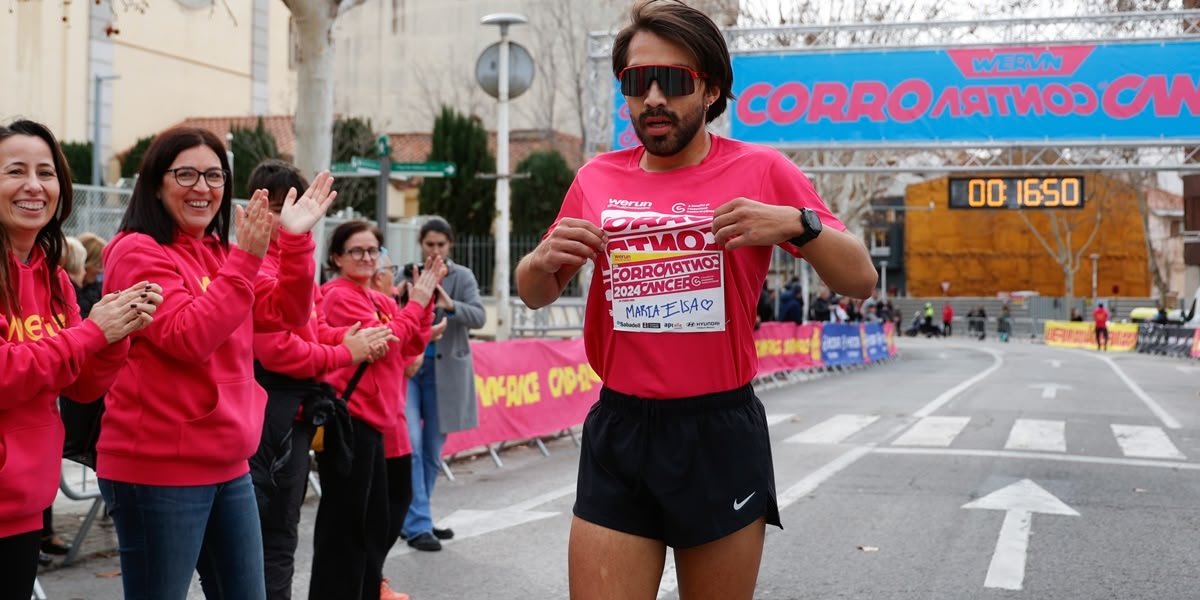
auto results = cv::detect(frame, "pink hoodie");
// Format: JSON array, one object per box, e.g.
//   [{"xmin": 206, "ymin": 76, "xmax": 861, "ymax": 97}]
[
  {"xmin": 98, "ymin": 229, "xmax": 313, "ymax": 486},
  {"xmin": 0, "ymin": 247, "xmax": 127, "ymax": 537}
]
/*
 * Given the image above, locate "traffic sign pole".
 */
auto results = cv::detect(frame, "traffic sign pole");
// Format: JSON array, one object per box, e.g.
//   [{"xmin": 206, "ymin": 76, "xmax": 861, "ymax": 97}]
[{"xmin": 376, "ymin": 135, "xmax": 391, "ymax": 249}]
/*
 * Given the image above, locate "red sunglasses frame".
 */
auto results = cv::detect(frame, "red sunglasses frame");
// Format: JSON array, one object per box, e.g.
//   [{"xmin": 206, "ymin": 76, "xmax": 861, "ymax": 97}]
[{"xmin": 617, "ymin": 64, "xmax": 708, "ymax": 97}]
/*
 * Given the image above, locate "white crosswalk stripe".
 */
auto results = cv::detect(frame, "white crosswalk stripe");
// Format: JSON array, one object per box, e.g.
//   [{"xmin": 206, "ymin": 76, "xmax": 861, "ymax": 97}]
[
  {"xmin": 892, "ymin": 416, "xmax": 971, "ymax": 447},
  {"xmin": 778, "ymin": 413, "xmax": 1187, "ymax": 461},
  {"xmin": 1111, "ymin": 424, "xmax": 1186, "ymax": 460},
  {"xmin": 1005, "ymin": 419, "xmax": 1067, "ymax": 453},
  {"xmin": 785, "ymin": 414, "xmax": 880, "ymax": 445}
]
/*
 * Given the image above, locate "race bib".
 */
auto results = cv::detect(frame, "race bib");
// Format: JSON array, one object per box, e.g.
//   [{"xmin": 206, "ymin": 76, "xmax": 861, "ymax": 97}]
[{"xmin": 609, "ymin": 249, "xmax": 725, "ymax": 333}]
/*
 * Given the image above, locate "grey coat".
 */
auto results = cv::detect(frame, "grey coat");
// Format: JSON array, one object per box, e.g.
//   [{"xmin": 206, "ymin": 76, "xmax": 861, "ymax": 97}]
[{"xmin": 433, "ymin": 261, "xmax": 486, "ymax": 434}]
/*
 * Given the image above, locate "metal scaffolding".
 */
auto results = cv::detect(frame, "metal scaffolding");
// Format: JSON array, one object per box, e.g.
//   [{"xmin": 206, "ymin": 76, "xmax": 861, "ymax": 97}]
[{"xmin": 585, "ymin": 9, "xmax": 1200, "ymax": 173}]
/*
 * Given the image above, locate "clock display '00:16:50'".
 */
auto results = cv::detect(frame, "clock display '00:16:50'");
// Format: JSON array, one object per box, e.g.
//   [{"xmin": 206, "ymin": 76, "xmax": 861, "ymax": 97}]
[{"xmin": 948, "ymin": 176, "xmax": 1085, "ymax": 210}]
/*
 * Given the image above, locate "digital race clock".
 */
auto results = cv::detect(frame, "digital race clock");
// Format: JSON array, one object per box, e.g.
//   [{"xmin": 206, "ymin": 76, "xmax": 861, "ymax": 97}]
[{"xmin": 947, "ymin": 176, "xmax": 1085, "ymax": 209}]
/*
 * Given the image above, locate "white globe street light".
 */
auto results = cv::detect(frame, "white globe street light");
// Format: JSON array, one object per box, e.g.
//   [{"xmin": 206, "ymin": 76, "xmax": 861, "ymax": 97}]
[{"xmin": 478, "ymin": 13, "xmax": 530, "ymax": 341}]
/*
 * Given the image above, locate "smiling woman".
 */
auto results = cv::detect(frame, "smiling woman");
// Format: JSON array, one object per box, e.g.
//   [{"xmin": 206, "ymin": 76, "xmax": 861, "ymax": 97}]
[
  {"xmin": 98, "ymin": 126, "xmax": 337, "ymax": 600},
  {"xmin": 0, "ymin": 119, "xmax": 161, "ymax": 600}
]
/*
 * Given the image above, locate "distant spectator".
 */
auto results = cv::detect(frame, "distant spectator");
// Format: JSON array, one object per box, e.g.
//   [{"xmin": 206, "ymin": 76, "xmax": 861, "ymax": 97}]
[
  {"xmin": 1094, "ymin": 302, "xmax": 1110, "ymax": 351},
  {"xmin": 1069, "ymin": 308, "xmax": 1084, "ymax": 322},
  {"xmin": 997, "ymin": 305, "xmax": 1012, "ymax": 342},
  {"xmin": 777, "ymin": 285, "xmax": 803, "ymax": 324},
  {"xmin": 942, "ymin": 303, "xmax": 954, "ymax": 336}
]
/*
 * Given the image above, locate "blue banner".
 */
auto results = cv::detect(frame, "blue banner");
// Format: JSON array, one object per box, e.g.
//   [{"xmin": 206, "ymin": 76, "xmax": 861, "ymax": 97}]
[
  {"xmin": 863, "ymin": 323, "xmax": 888, "ymax": 362},
  {"xmin": 612, "ymin": 41, "xmax": 1200, "ymax": 149},
  {"xmin": 820, "ymin": 323, "xmax": 863, "ymax": 367}
]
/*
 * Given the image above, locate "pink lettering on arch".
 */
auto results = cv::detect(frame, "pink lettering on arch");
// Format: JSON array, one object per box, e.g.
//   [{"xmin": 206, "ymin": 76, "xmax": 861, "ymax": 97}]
[
  {"xmin": 737, "ymin": 82, "xmax": 772, "ymax": 126},
  {"xmin": 847, "ymin": 81, "xmax": 888, "ymax": 122},
  {"xmin": 1011, "ymin": 84, "xmax": 1045, "ymax": 116},
  {"xmin": 1070, "ymin": 83, "xmax": 1098, "ymax": 116},
  {"xmin": 767, "ymin": 82, "xmax": 808, "ymax": 126},
  {"xmin": 960, "ymin": 86, "xmax": 991, "ymax": 117},
  {"xmin": 887, "ymin": 79, "xmax": 932, "ymax": 123},
  {"xmin": 807, "ymin": 82, "xmax": 849, "ymax": 123},
  {"xmin": 1043, "ymin": 83, "xmax": 1073, "ymax": 116},
  {"xmin": 930, "ymin": 86, "xmax": 960, "ymax": 118},
  {"xmin": 1102, "ymin": 74, "xmax": 1144, "ymax": 119},
  {"xmin": 1149, "ymin": 74, "xmax": 1200, "ymax": 118}
]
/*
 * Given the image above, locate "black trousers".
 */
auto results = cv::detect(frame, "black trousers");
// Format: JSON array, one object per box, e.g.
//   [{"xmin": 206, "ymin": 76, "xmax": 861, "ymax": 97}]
[
  {"xmin": 309, "ymin": 418, "xmax": 389, "ymax": 600},
  {"xmin": 0, "ymin": 530, "xmax": 40, "ymax": 600},
  {"xmin": 384, "ymin": 455, "xmax": 413, "ymax": 553},
  {"xmin": 252, "ymin": 420, "xmax": 315, "ymax": 599}
]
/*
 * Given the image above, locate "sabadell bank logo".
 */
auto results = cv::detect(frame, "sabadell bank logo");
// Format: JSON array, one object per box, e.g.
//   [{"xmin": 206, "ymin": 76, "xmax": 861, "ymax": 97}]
[
  {"xmin": 608, "ymin": 198, "xmax": 653, "ymax": 209},
  {"xmin": 671, "ymin": 203, "xmax": 687, "ymax": 213}
]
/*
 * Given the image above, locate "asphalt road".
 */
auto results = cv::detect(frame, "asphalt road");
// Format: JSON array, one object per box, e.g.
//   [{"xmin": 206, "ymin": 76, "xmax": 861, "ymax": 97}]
[{"xmin": 37, "ymin": 337, "xmax": 1200, "ymax": 599}]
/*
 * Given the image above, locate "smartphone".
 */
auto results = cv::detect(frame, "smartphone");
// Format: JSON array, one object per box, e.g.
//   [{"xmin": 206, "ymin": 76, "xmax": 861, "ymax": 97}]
[{"xmin": 401, "ymin": 262, "xmax": 425, "ymax": 280}]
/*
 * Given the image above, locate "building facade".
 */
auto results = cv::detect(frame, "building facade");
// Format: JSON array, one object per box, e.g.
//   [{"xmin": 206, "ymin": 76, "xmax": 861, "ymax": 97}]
[{"xmin": 2, "ymin": 0, "xmax": 293, "ymax": 182}]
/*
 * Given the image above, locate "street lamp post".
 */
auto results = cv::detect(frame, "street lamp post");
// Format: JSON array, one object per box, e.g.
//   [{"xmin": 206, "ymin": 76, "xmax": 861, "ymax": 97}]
[
  {"xmin": 91, "ymin": 74, "xmax": 120, "ymax": 187},
  {"xmin": 480, "ymin": 13, "xmax": 528, "ymax": 341},
  {"xmin": 880, "ymin": 260, "xmax": 889, "ymax": 301},
  {"xmin": 1090, "ymin": 253, "xmax": 1100, "ymax": 303}
]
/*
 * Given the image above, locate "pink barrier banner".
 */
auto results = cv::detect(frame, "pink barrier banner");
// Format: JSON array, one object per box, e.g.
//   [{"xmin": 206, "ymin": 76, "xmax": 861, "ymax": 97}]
[
  {"xmin": 754, "ymin": 321, "xmax": 822, "ymax": 375},
  {"xmin": 1192, "ymin": 328, "xmax": 1200, "ymax": 359},
  {"xmin": 443, "ymin": 338, "xmax": 600, "ymax": 456}
]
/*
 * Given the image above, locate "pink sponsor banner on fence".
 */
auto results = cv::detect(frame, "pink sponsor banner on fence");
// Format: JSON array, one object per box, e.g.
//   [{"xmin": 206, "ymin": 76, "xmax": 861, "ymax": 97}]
[
  {"xmin": 443, "ymin": 338, "xmax": 600, "ymax": 456},
  {"xmin": 753, "ymin": 321, "xmax": 823, "ymax": 375},
  {"xmin": 1192, "ymin": 328, "xmax": 1200, "ymax": 359}
]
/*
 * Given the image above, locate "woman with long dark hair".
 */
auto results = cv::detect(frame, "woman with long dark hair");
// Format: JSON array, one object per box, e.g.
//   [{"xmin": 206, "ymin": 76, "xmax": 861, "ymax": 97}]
[
  {"xmin": 97, "ymin": 126, "xmax": 335, "ymax": 599},
  {"xmin": 0, "ymin": 119, "xmax": 161, "ymax": 599}
]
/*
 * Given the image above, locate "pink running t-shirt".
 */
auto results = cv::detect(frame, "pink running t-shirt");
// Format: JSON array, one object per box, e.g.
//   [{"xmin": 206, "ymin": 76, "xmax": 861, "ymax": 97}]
[{"xmin": 546, "ymin": 135, "xmax": 845, "ymax": 399}]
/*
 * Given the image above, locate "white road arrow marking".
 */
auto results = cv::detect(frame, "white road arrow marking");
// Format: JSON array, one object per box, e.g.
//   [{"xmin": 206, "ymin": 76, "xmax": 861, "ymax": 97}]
[
  {"xmin": 1030, "ymin": 383, "xmax": 1072, "ymax": 399},
  {"xmin": 963, "ymin": 479, "xmax": 1079, "ymax": 591},
  {"xmin": 388, "ymin": 484, "xmax": 573, "ymax": 558},
  {"xmin": 1047, "ymin": 359, "xmax": 1062, "ymax": 368}
]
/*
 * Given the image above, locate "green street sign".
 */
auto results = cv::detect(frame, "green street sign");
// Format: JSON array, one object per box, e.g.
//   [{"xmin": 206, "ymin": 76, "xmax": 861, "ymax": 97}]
[
  {"xmin": 351, "ymin": 156, "xmax": 381, "ymax": 171},
  {"xmin": 376, "ymin": 134, "xmax": 391, "ymax": 158},
  {"xmin": 331, "ymin": 158, "xmax": 456, "ymax": 179},
  {"xmin": 389, "ymin": 161, "xmax": 457, "ymax": 177}
]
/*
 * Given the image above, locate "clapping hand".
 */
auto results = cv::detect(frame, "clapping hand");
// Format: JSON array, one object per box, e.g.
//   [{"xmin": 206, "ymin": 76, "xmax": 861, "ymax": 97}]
[
  {"xmin": 235, "ymin": 190, "xmax": 275, "ymax": 258},
  {"xmin": 87, "ymin": 281, "xmax": 164, "ymax": 343},
  {"xmin": 278, "ymin": 170, "xmax": 338, "ymax": 235}
]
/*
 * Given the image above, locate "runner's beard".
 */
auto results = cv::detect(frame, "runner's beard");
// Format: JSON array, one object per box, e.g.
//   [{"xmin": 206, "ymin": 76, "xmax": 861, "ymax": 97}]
[{"xmin": 634, "ymin": 102, "xmax": 707, "ymax": 158}]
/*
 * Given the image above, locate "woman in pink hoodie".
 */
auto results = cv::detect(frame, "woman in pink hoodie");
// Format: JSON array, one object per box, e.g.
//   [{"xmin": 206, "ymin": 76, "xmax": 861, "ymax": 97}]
[
  {"xmin": 99, "ymin": 127, "xmax": 335, "ymax": 600},
  {"xmin": 310, "ymin": 220, "xmax": 443, "ymax": 600},
  {"xmin": 0, "ymin": 119, "xmax": 161, "ymax": 599}
]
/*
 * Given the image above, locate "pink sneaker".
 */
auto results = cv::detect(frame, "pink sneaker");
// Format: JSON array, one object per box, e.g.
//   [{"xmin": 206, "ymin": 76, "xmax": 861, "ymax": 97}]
[{"xmin": 380, "ymin": 579, "xmax": 411, "ymax": 600}]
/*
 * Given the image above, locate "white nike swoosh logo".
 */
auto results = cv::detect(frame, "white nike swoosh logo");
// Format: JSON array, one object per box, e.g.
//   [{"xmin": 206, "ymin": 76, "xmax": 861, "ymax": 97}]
[{"xmin": 733, "ymin": 492, "xmax": 756, "ymax": 511}]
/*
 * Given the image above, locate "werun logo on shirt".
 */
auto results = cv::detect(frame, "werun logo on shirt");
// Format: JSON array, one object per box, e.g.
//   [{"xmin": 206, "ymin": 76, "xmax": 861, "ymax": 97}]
[{"xmin": 608, "ymin": 198, "xmax": 652, "ymax": 209}]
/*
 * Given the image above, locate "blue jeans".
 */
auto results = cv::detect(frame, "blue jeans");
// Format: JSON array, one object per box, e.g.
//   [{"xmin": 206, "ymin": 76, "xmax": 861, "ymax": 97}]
[
  {"xmin": 99, "ymin": 473, "xmax": 266, "ymax": 600},
  {"xmin": 402, "ymin": 360, "xmax": 445, "ymax": 538}
]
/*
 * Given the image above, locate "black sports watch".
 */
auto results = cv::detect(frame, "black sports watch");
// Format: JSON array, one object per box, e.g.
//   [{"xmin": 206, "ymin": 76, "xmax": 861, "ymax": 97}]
[{"xmin": 788, "ymin": 207, "xmax": 823, "ymax": 248}]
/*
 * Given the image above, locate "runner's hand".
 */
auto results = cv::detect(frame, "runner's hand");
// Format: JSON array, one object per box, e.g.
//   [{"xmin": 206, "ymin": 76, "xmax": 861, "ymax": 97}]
[{"xmin": 527, "ymin": 218, "xmax": 606, "ymax": 274}]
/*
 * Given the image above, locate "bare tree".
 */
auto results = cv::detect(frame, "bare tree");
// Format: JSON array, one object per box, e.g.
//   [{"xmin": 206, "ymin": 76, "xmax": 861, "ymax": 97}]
[
  {"xmin": 280, "ymin": 0, "xmax": 368, "ymax": 181},
  {"xmin": 1015, "ymin": 190, "xmax": 1105, "ymax": 306}
]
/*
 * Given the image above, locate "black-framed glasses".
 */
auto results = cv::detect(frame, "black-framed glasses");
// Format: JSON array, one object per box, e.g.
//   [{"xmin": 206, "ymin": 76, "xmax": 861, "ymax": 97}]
[
  {"xmin": 343, "ymin": 247, "xmax": 380, "ymax": 260},
  {"xmin": 618, "ymin": 64, "xmax": 707, "ymax": 97},
  {"xmin": 168, "ymin": 167, "xmax": 228, "ymax": 188}
]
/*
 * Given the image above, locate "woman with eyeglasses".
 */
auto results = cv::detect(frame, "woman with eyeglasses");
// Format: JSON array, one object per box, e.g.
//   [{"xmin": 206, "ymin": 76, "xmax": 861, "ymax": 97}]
[
  {"xmin": 0, "ymin": 119, "xmax": 162, "ymax": 600},
  {"xmin": 310, "ymin": 220, "xmax": 445, "ymax": 600},
  {"xmin": 97, "ymin": 127, "xmax": 335, "ymax": 600}
]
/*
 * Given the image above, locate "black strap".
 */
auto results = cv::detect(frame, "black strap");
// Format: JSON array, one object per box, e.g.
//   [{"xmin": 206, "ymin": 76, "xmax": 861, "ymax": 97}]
[{"xmin": 341, "ymin": 361, "xmax": 369, "ymax": 402}]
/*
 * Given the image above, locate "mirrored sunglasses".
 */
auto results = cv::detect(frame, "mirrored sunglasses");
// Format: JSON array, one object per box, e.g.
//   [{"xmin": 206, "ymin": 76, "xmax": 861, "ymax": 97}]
[{"xmin": 618, "ymin": 64, "xmax": 707, "ymax": 97}]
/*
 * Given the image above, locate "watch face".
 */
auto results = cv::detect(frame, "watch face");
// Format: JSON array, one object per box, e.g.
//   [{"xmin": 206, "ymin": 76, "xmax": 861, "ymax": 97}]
[{"xmin": 802, "ymin": 208, "xmax": 823, "ymax": 232}]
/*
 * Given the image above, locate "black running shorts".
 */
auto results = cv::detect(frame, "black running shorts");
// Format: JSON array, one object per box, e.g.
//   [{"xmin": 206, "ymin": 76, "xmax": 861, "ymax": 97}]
[{"xmin": 573, "ymin": 383, "xmax": 783, "ymax": 549}]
